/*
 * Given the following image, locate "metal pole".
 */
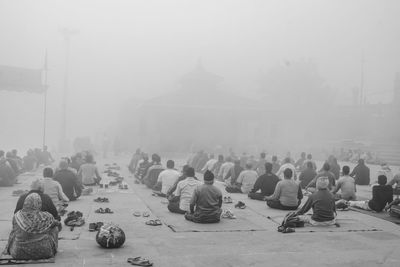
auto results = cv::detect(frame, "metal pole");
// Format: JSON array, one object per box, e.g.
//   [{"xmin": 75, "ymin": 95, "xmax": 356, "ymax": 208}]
[
  {"xmin": 59, "ymin": 28, "xmax": 78, "ymax": 151},
  {"xmin": 42, "ymin": 49, "xmax": 48, "ymax": 149},
  {"xmin": 360, "ymin": 55, "xmax": 364, "ymax": 105},
  {"xmin": 61, "ymin": 35, "xmax": 70, "ymax": 144}
]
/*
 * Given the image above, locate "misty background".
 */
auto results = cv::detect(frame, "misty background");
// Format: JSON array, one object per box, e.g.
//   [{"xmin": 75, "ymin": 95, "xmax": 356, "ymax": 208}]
[{"xmin": 0, "ymin": 0, "xmax": 399, "ymax": 154}]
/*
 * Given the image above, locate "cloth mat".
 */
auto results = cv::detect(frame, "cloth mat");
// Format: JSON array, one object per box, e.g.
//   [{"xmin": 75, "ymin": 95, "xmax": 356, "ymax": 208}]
[
  {"xmin": 0, "ymin": 220, "xmax": 79, "ymax": 241},
  {"xmin": 267, "ymin": 215, "xmax": 382, "ymax": 233},
  {"xmin": 0, "ymin": 254, "xmax": 55, "ymax": 265},
  {"xmin": 133, "ymin": 186, "xmax": 275, "ymax": 232},
  {"xmin": 349, "ymin": 207, "xmax": 400, "ymax": 225}
]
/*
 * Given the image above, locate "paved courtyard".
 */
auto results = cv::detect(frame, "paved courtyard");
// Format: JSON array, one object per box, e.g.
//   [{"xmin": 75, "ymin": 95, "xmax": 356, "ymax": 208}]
[{"xmin": 0, "ymin": 156, "xmax": 399, "ymax": 267}]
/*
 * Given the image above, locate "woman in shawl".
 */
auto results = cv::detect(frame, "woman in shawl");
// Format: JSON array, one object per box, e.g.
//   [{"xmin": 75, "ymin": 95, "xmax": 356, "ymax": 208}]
[{"xmin": 6, "ymin": 193, "xmax": 59, "ymax": 260}]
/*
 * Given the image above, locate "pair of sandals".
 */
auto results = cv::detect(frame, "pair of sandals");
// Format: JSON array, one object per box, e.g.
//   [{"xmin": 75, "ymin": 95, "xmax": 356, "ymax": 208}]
[
  {"xmin": 94, "ymin": 197, "xmax": 109, "ymax": 203},
  {"xmin": 127, "ymin": 257, "xmax": 153, "ymax": 266},
  {"xmin": 119, "ymin": 184, "xmax": 129, "ymax": 190},
  {"xmin": 234, "ymin": 201, "xmax": 246, "ymax": 209},
  {"xmin": 223, "ymin": 196, "xmax": 233, "ymax": 203},
  {"xmin": 89, "ymin": 222, "xmax": 104, "ymax": 232},
  {"xmin": 95, "ymin": 207, "xmax": 114, "ymax": 214},
  {"xmin": 277, "ymin": 225, "xmax": 295, "ymax": 233},
  {"xmin": 145, "ymin": 219, "xmax": 162, "ymax": 226},
  {"xmin": 133, "ymin": 211, "xmax": 150, "ymax": 217},
  {"xmin": 221, "ymin": 210, "xmax": 236, "ymax": 219}
]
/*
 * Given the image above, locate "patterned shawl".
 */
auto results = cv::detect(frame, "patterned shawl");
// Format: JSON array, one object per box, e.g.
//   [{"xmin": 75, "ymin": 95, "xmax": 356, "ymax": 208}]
[{"xmin": 14, "ymin": 193, "xmax": 55, "ymax": 234}]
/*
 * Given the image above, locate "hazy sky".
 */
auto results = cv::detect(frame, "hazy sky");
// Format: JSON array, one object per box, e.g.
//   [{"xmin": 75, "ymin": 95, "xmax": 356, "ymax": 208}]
[{"xmin": 0, "ymin": 0, "xmax": 399, "ymax": 152}]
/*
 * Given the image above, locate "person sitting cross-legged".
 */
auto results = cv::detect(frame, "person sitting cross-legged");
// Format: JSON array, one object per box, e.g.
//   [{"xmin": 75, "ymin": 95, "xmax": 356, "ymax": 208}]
[
  {"xmin": 265, "ymin": 168, "xmax": 303, "ymax": 210},
  {"xmin": 248, "ymin": 162, "xmax": 280, "ymax": 200},
  {"xmin": 54, "ymin": 160, "xmax": 81, "ymax": 201},
  {"xmin": 331, "ymin": 165, "xmax": 356, "ymax": 201},
  {"xmin": 296, "ymin": 177, "xmax": 337, "ymax": 226},
  {"xmin": 168, "ymin": 167, "xmax": 201, "ymax": 214},
  {"xmin": 153, "ymin": 160, "xmax": 180, "ymax": 197},
  {"xmin": 347, "ymin": 175, "xmax": 393, "ymax": 212},
  {"xmin": 225, "ymin": 163, "xmax": 258, "ymax": 194},
  {"xmin": 6, "ymin": 193, "xmax": 59, "ymax": 260},
  {"xmin": 185, "ymin": 170, "xmax": 223, "ymax": 223}
]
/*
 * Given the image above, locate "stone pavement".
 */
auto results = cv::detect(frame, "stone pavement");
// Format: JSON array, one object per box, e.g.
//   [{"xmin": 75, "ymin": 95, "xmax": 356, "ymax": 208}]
[{"xmin": 0, "ymin": 156, "xmax": 399, "ymax": 267}]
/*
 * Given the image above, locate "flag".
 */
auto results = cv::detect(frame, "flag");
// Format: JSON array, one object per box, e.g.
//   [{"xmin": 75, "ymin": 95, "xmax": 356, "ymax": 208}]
[{"xmin": 0, "ymin": 65, "xmax": 45, "ymax": 93}]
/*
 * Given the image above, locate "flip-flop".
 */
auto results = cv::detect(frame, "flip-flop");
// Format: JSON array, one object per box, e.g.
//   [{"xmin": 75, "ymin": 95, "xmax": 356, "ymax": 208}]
[
  {"xmin": 127, "ymin": 257, "xmax": 153, "ymax": 266},
  {"xmin": 133, "ymin": 211, "xmax": 141, "ymax": 217},
  {"xmin": 104, "ymin": 208, "xmax": 114, "ymax": 214},
  {"xmin": 145, "ymin": 219, "xmax": 162, "ymax": 226},
  {"xmin": 142, "ymin": 212, "xmax": 150, "ymax": 217},
  {"xmin": 95, "ymin": 208, "xmax": 105, "ymax": 214}
]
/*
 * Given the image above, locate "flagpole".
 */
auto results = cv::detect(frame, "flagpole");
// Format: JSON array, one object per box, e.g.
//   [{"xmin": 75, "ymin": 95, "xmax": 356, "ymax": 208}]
[{"xmin": 42, "ymin": 49, "xmax": 48, "ymax": 149}]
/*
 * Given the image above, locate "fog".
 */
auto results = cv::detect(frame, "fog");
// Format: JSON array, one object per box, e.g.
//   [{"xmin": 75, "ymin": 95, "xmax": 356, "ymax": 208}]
[{"xmin": 0, "ymin": 0, "xmax": 399, "ymax": 155}]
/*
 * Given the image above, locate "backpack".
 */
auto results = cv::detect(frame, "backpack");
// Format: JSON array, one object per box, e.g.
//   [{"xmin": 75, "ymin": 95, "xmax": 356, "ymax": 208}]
[{"xmin": 281, "ymin": 212, "xmax": 305, "ymax": 228}]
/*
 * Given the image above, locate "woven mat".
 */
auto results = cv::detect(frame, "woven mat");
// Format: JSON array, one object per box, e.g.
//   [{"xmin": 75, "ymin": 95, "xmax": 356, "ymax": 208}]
[
  {"xmin": 267, "ymin": 215, "xmax": 382, "ymax": 233},
  {"xmin": 0, "ymin": 254, "xmax": 55, "ymax": 265},
  {"xmin": 349, "ymin": 207, "xmax": 400, "ymax": 225}
]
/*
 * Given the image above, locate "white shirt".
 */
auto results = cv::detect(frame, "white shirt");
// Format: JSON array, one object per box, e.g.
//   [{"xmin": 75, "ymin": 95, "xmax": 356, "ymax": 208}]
[
  {"xmin": 276, "ymin": 163, "xmax": 297, "ymax": 180},
  {"xmin": 236, "ymin": 169, "xmax": 258, "ymax": 194},
  {"xmin": 201, "ymin": 159, "xmax": 218, "ymax": 172},
  {"xmin": 218, "ymin": 162, "xmax": 234, "ymax": 179},
  {"xmin": 157, "ymin": 169, "xmax": 180, "ymax": 194},
  {"xmin": 42, "ymin": 178, "xmax": 69, "ymax": 207},
  {"xmin": 174, "ymin": 177, "xmax": 202, "ymax": 211}
]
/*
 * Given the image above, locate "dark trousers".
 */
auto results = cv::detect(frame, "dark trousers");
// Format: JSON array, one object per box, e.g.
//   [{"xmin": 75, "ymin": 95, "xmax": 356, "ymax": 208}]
[
  {"xmin": 167, "ymin": 201, "xmax": 186, "ymax": 214},
  {"xmin": 248, "ymin": 192, "xmax": 265, "ymax": 201},
  {"xmin": 266, "ymin": 199, "xmax": 299, "ymax": 210},
  {"xmin": 225, "ymin": 186, "xmax": 242, "ymax": 193},
  {"xmin": 185, "ymin": 210, "xmax": 222, "ymax": 224}
]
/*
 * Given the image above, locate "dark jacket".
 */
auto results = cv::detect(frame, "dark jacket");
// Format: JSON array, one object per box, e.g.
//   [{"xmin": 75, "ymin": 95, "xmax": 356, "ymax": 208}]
[
  {"xmin": 350, "ymin": 164, "xmax": 370, "ymax": 185},
  {"xmin": 250, "ymin": 172, "xmax": 280, "ymax": 196},
  {"xmin": 54, "ymin": 169, "xmax": 81, "ymax": 201},
  {"xmin": 368, "ymin": 185, "xmax": 393, "ymax": 212},
  {"xmin": 297, "ymin": 189, "xmax": 336, "ymax": 222},
  {"xmin": 14, "ymin": 190, "xmax": 60, "ymax": 221},
  {"xmin": 299, "ymin": 168, "xmax": 317, "ymax": 189}
]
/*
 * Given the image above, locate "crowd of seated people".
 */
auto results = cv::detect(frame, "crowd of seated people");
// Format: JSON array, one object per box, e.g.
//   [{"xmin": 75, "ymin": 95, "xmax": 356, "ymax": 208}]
[{"xmin": 3, "ymin": 149, "xmax": 103, "ymax": 261}]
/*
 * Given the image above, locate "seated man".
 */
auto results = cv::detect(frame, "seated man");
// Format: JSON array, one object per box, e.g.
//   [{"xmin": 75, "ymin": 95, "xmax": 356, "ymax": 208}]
[
  {"xmin": 224, "ymin": 160, "xmax": 243, "ymax": 187},
  {"xmin": 331, "ymin": 166, "xmax": 356, "ymax": 201},
  {"xmin": 305, "ymin": 162, "xmax": 336, "ymax": 192},
  {"xmin": 348, "ymin": 175, "xmax": 393, "ymax": 212},
  {"xmin": 143, "ymin": 154, "xmax": 164, "ymax": 189},
  {"xmin": 41, "ymin": 168, "xmax": 69, "ymax": 212},
  {"xmin": 153, "ymin": 160, "xmax": 180, "ymax": 197},
  {"xmin": 350, "ymin": 159, "xmax": 370, "ymax": 185},
  {"xmin": 15, "ymin": 180, "xmax": 60, "ymax": 221},
  {"xmin": 265, "ymin": 168, "xmax": 303, "ymax": 210},
  {"xmin": 168, "ymin": 167, "xmax": 201, "ymax": 214},
  {"xmin": 6, "ymin": 193, "xmax": 59, "ymax": 260},
  {"xmin": 185, "ymin": 170, "xmax": 223, "ymax": 223},
  {"xmin": 226, "ymin": 163, "xmax": 257, "ymax": 194},
  {"xmin": 298, "ymin": 161, "xmax": 317, "ymax": 189},
  {"xmin": 53, "ymin": 160, "xmax": 82, "ymax": 201},
  {"xmin": 276, "ymin": 157, "xmax": 297, "ymax": 180},
  {"xmin": 296, "ymin": 177, "xmax": 337, "ymax": 226},
  {"xmin": 248, "ymin": 162, "xmax": 280, "ymax": 200}
]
